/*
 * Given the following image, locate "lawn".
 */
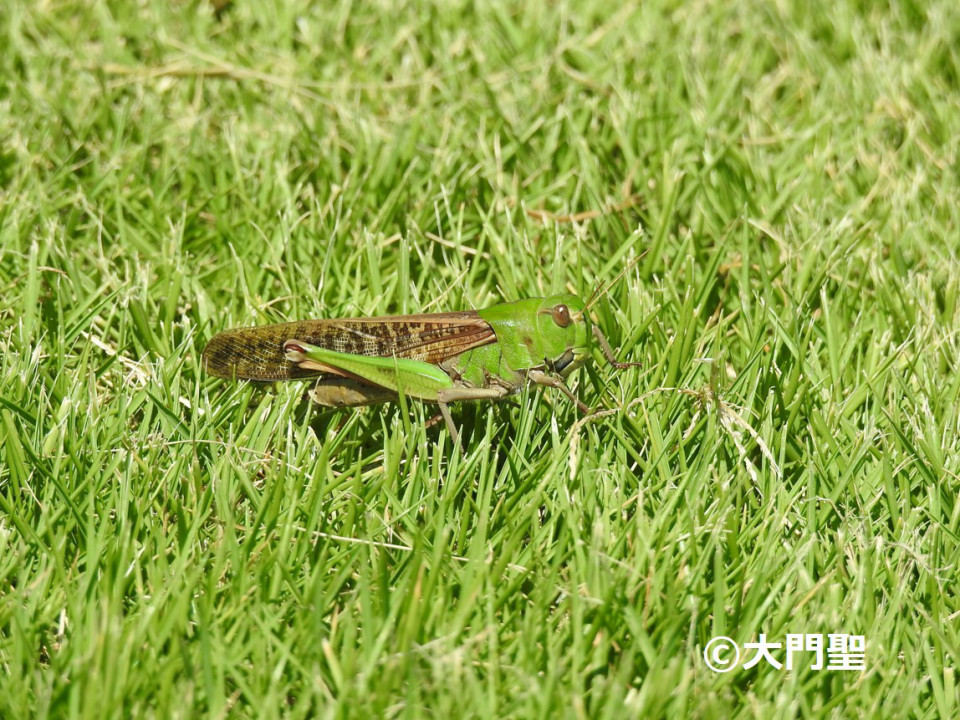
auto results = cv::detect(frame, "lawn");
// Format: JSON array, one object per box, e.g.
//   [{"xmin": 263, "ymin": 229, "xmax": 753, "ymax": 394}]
[{"xmin": 1, "ymin": 1, "xmax": 958, "ymax": 718}]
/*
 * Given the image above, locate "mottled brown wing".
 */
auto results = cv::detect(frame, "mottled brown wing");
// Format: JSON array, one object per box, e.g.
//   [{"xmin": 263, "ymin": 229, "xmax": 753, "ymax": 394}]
[{"xmin": 202, "ymin": 311, "xmax": 496, "ymax": 381}]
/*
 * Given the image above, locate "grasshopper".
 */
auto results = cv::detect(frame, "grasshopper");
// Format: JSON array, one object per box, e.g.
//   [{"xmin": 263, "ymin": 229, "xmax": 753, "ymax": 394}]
[{"xmin": 202, "ymin": 294, "xmax": 637, "ymax": 444}]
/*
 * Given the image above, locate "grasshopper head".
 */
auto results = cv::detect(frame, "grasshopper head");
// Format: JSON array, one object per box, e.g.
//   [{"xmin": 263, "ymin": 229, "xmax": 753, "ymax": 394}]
[{"xmin": 537, "ymin": 294, "xmax": 590, "ymax": 377}]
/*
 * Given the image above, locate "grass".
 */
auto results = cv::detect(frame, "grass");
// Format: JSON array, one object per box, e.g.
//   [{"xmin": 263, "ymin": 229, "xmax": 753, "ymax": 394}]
[{"xmin": 1, "ymin": 0, "xmax": 959, "ymax": 717}]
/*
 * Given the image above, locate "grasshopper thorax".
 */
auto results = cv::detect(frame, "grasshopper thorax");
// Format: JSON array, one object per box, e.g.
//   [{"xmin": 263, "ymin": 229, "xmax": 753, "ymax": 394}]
[{"xmin": 477, "ymin": 294, "xmax": 590, "ymax": 375}]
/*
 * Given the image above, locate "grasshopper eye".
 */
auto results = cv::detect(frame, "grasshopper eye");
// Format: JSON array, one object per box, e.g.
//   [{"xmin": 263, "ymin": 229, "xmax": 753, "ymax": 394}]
[{"xmin": 551, "ymin": 304, "xmax": 572, "ymax": 328}]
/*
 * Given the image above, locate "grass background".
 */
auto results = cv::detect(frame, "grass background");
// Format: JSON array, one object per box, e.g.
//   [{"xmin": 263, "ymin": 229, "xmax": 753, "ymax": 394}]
[{"xmin": 1, "ymin": 0, "xmax": 958, "ymax": 717}]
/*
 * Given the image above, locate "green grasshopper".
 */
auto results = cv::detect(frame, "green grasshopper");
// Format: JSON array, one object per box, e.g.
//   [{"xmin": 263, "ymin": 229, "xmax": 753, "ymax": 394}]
[{"xmin": 202, "ymin": 294, "xmax": 637, "ymax": 444}]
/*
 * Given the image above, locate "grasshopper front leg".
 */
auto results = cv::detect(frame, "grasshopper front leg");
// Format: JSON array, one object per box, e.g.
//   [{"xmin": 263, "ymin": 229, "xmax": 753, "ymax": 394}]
[{"xmin": 592, "ymin": 325, "xmax": 642, "ymax": 370}]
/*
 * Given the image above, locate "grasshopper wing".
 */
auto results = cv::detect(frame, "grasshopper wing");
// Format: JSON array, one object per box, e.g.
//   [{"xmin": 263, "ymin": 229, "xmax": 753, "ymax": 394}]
[{"xmin": 202, "ymin": 311, "xmax": 496, "ymax": 381}]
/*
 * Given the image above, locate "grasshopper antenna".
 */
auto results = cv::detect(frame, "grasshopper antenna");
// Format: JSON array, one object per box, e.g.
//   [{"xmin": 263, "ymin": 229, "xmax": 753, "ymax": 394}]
[
  {"xmin": 584, "ymin": 248, "xmax": 649, "ymax": 312},
  {"xmin": 583, "ymin": 247, "xmax": 648, "ymax": 372}
]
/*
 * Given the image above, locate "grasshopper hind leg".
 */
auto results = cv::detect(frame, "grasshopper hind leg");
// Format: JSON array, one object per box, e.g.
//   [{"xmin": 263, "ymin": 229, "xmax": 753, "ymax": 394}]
[{"xmin": 436, "ymin": 385, "xmax": 514, "ymax": 448}]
